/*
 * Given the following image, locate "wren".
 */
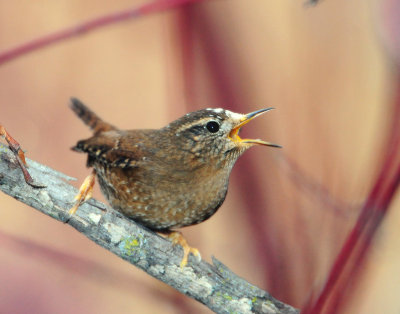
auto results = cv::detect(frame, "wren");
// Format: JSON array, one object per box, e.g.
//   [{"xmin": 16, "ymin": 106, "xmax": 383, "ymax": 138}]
[{"xmin": 69, "ymin": 98, "xmax": 280, "ymax": 267}]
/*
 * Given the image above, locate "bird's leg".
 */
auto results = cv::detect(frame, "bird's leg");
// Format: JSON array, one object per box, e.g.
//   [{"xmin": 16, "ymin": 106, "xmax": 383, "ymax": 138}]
[
  {"xmin": 0, "ymin": 125, "xmax": 44, "ymax": 188},
  {"xmin": 163, "ymin": 231, "xmax": 201, "ymax": 268},
  {"xmin": 69, "ymin": 169, "xmax": 96, "ymax": 215}
]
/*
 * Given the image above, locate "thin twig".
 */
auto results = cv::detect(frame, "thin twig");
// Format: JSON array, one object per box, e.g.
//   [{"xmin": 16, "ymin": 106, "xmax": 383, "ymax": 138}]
[
  {"xmin": 0, "ymin": 144, "xmax": 298, "ymax": 314},
  {"xmin": 0, "ymin": 0, "xmax": 208, "ymax": 66}
]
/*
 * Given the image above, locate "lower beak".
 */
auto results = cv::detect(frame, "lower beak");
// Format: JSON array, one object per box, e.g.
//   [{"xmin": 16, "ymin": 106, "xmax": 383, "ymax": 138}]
[{"xmin": 228, "ymin": 108, "xmax": 282, "ymax": 148}]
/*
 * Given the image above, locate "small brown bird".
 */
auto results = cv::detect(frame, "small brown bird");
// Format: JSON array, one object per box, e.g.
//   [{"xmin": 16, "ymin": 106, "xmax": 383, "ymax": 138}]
[{"xmin": 69, "ymin": 98, "xmax": 280, "ymax": 267}]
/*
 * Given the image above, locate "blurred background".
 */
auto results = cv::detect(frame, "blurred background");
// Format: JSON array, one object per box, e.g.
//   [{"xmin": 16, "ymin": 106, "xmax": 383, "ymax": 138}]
[{"xmin": 0, "ymin": 0, "xmax": 399, "ymax": 313}]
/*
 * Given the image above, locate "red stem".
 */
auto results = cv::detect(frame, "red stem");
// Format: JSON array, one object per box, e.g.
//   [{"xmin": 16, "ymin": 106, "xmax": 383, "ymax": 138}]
[
  {"xmin": 302, "ymin": 83, "xmax": 400, "ymax": 313},
  {"xmin": 0, "ymin": 0, "xmax": 208, "ymax": 66}
]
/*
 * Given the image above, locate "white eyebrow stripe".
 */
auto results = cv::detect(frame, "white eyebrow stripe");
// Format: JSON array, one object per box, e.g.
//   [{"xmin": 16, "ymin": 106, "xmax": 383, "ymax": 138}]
[
  {"xmin": 206, "ymin": 108, "xmax": 225, "ymax": 113},
  {"xmin": 224, "ymin": 109, "xmax": 244, "ymax": 120},
  {"xmin": 205, "ymin": 108, "xmax": 244, "ymax": 120}
]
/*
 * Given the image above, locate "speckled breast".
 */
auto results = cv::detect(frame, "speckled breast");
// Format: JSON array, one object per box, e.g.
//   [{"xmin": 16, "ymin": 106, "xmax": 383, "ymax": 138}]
[{"xmin": 94, "ymin": 163, "xmax": 230, "ymax": 231}]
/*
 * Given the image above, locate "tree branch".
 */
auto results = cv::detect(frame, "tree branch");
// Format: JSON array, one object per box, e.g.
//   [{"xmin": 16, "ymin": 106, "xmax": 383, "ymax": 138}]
[{"xmin": 0, "ymin": 144, "xmax": 298, "ymax": 314}]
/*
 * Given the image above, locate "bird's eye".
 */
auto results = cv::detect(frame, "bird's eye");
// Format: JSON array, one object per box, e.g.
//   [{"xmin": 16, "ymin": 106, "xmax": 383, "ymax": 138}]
[{"xmin": 206, "ymin": 121, "xmax": 220, "ymax": 133}]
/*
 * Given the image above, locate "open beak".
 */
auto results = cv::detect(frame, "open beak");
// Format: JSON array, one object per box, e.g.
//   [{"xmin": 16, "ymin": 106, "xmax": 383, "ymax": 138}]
[{"xmin": 228, "ymin": 108, "xmax": 282, "ymax": 148}]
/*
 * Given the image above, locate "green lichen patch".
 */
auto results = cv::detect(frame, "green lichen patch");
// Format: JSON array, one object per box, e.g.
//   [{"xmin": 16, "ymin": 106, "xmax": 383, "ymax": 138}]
[{"xmin": 120, "ymin": 235, "xmax": 143, "ymax": 256}]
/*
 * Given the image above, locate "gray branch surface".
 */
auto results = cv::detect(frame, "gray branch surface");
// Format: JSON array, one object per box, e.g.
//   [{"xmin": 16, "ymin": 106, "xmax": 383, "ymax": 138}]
[{"xmin": 0, "ymin": 144, "xmax": 298, "ymax": 314}]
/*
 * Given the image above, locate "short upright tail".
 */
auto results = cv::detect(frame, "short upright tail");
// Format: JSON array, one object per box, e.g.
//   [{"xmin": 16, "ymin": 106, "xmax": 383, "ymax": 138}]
[{"xmin": 70, "ymin": 98, "xmax": 117, "ymax": 134}]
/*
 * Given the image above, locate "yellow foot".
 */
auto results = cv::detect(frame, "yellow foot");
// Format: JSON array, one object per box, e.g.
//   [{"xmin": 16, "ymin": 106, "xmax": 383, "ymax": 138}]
[
  {"xmin": 165, "ymin": 231, "xmax": 201, "ymax": 268},
  {"xmin": 68, "ymin": 169, "xmax": 96, "ymax": 215}
]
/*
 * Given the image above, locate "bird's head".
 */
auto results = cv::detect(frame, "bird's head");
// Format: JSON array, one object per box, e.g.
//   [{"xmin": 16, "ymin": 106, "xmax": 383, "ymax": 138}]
[{"xmin": 164, "ymin": 107, "xmax": 281, "ymax": 169}]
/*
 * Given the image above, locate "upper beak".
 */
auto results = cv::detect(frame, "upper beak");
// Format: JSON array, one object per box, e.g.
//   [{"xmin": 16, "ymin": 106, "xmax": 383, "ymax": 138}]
[{"xmin": 228, "ymin": 108, "xmax": 282, "ymax": 148}]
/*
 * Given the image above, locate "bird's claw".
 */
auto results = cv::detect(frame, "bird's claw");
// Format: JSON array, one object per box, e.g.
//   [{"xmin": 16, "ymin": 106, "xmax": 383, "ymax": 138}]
[
  {"xmin": 68, "ymin": 169, "xmax": 96, "ymax": 216},
  {"xmin": 167, "ymin": 231, "xmax": 201, "ymax": 268}
]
